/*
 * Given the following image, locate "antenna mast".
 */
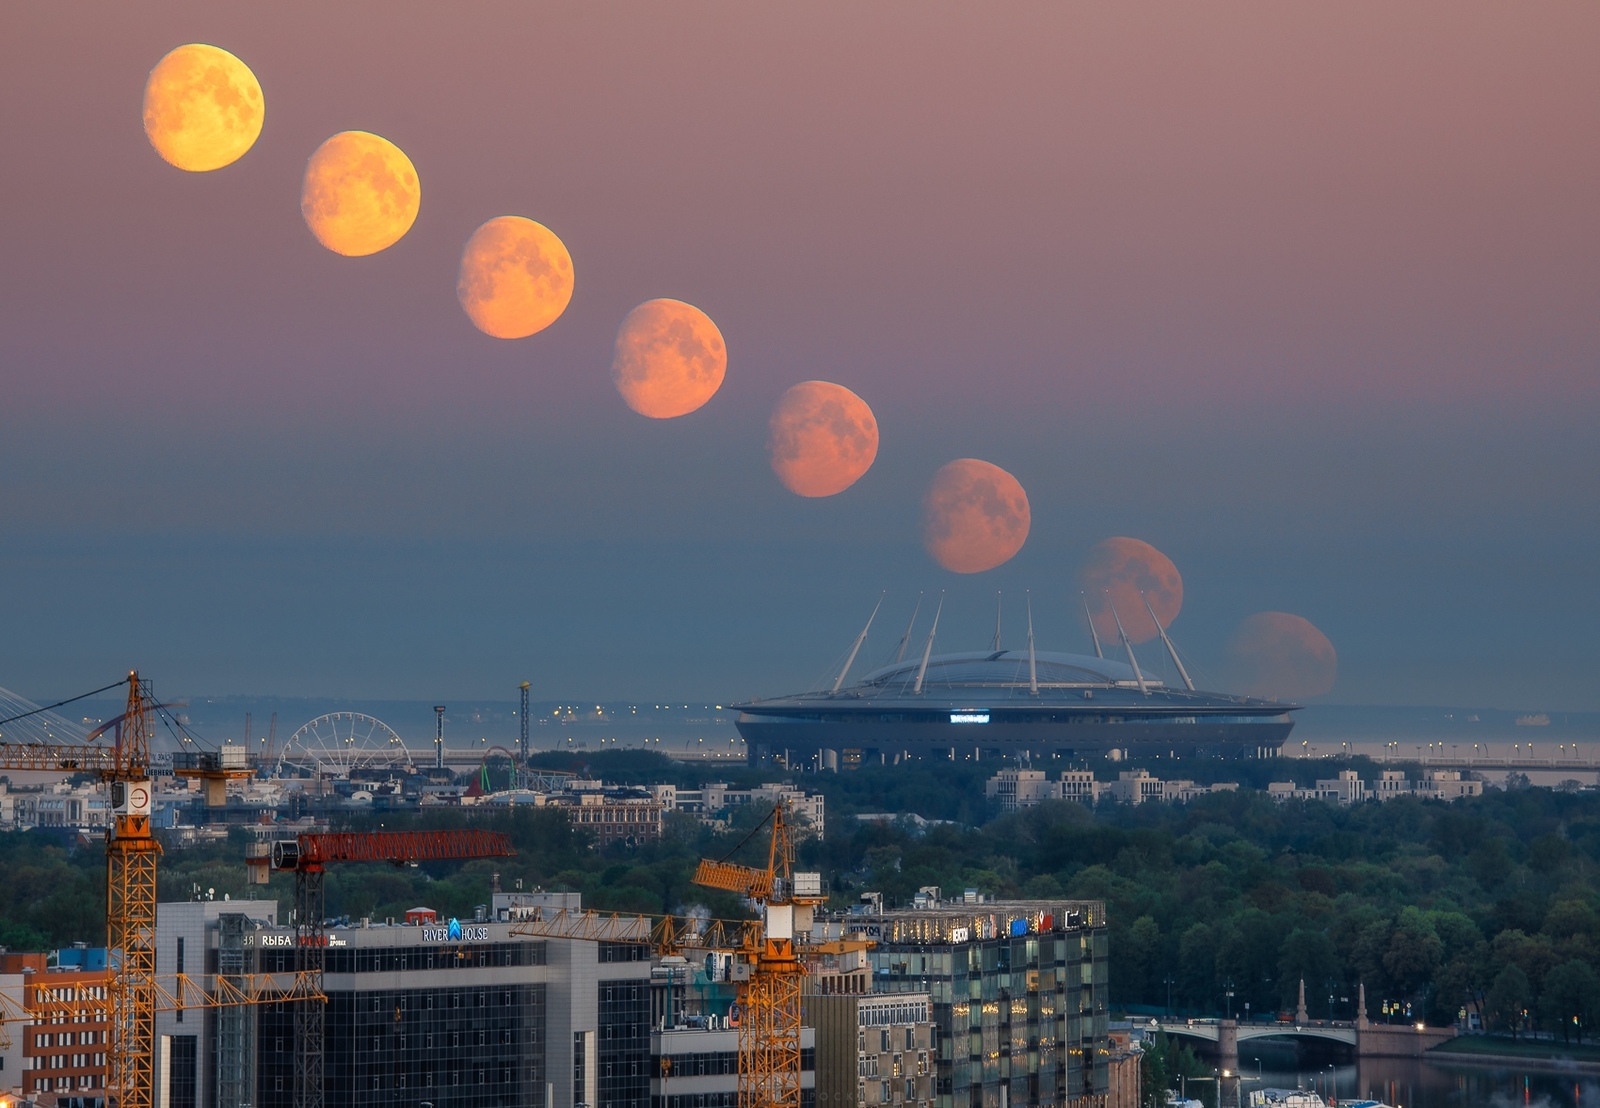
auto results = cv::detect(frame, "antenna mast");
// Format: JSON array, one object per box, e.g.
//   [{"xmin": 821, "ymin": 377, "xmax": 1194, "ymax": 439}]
[
  {"xmin": 1143, "ymin": 595, "xmax": 1195, "ymax": 692},
  {"xmin": 912, "ymin": 594, "xmax": 944, "ymax": 695},
  {"xmin": 1106, "ymin": 598, "xmax": 1150, "ymax": 696},
  {"xmin": 519, "ymin": 681, "xmax": 531, "ymax": 761},
  {"xmin": 1081, "ymin": 593, "xmax": 1104, "ymax": 659},
  {"xmin": 832, "ymin": 593, "xmax": 884, "ymax": 694},
  {"xmin": 993, "ymin": 591, "xmax": 1002, "ymax": 652}
]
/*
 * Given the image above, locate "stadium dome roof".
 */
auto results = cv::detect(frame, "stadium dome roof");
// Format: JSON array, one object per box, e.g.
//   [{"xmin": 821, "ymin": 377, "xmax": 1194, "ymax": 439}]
[{"xmin": 857, "ymin": 650, "xmax": 1151, "ymax": 692}]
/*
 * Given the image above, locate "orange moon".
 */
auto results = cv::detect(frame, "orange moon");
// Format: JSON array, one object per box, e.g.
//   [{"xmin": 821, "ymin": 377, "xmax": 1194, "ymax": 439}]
[
  {"xmin": 1228, "ymin": 612, "xmax": 1338, "ymax": 699},
  {"xmin": 143, "ymin": 44, "xmax": 264, "ymax": 172},
  {"xmin": 457, "ymin": 216, "xmax": 574, "ymax": 338},
  {"xmin": 611, "ymin": 299, "xmax": 726, "ymax": 419},
  {"xmin": 1079, "ymin": 537, "xmax": 1183, "ymax": 644},
  {"xmin": 301, "ymin": 131, "xmax": 420, "ymax": 257},
  {"xmin": 922, "ymin": 459, "xmax": 1031, "ymax": 574},
  {"xmin": 768, "ymin": 382, "xmax": 879, "ymax": 497}
]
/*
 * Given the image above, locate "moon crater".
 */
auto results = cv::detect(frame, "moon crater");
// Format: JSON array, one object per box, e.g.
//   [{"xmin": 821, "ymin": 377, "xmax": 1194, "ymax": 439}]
[
  {"xmin": 922, "ymin": 459, "xmax": 1030, "ymax": 573},
  {"xmin": 143, "ymin": 44, "xmax": 264, "ymax": 172},
  {"xmin": 611, "ymin": 299, "xmax": 727, "ymax": 419},
  {"xmin": 1078, "ymin": 537, "xmax": 1183, "ymax": 644},
  {"xmin": 301, "ymin": 131, "xmax": 421, "ymax": 257},
  {"xmin": 457, "ymin": 216, "xmax": 574, "ymax": 339},
  {"xmin": 768, "ymin": 381, "xmax": 879, "ymax": 497}
]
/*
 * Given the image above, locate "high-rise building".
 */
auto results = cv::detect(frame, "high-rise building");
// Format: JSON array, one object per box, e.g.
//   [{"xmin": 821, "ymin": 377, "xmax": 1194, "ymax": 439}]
[
  {"xmin": 828, "ymin": 893, "xmax": 1109, "ymax": 1108},
  {"xmin": 153, "ymin": 894, "xmax": 655, "ymax": 1108}
]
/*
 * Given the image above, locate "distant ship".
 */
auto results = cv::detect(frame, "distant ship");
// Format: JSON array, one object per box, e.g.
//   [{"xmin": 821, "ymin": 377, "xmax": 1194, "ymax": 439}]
[{"xmin": 734, "ymin": 597, "xmax": 1297, "ymax": 769}]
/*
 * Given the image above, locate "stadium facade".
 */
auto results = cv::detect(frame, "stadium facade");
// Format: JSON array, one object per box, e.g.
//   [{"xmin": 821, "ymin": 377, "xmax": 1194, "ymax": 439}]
[{"xmin": 735, "ymin": 648, "xmax": 1297, "ymax": 769}]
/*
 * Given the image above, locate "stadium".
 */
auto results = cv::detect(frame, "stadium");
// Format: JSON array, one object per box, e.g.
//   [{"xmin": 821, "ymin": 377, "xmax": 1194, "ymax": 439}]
[{"xmin": 735, "ymin": 645, "xmax": 1297, "ymax": 769}]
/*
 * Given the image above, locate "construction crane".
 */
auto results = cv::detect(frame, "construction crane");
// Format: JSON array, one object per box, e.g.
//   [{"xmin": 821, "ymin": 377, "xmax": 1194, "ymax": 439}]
[
  {"xmin": 267, "ymin": 828, "xmax": 517, "ymax": 1108},
  {"xmin": 0, "ymin": 676, "xmax": 329, "ymax": 1108},
  {"xmin": 689, "ymin": 802, "xmax": 824, "ymax": 1108},
  {"xmin": 0, "ymin": 673, "xmax": 157, "ymax": 1108},
  {"xmin": 511, "ymin": 801, "xmax": 827, "ymax": 1108}
]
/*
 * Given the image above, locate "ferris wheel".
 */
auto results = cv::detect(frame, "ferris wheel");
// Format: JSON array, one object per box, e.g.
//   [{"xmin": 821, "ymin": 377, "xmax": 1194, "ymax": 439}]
[{"xmin": 276, "ymin": 712, "xmax": 414, "ymax": 778}]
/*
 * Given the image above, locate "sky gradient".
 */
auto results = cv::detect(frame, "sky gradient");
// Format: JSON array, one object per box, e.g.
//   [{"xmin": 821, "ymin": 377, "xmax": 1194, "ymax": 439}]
[{"xmin": 2, "ymin": 3, "xmax": 1597, "ymax": 710}]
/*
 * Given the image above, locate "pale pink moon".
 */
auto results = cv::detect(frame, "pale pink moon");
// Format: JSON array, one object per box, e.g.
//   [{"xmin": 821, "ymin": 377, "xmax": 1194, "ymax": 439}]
[
  {"xmin": 611, "ymin": 299, "xmax": 726, "ymax": 419},
  {"xmin": 1079, "ymin": 537, "xmax": 1183, "ymax": 645},
  {"xmin": 1228, "ymin": 611, "xmax": 1338, "ymax": 699},
  {"xmin": 457, "ymin": 216, "xmax": 574, "ymax": 339},
  {"xmin": 768, "ymin": 381, "xmax": 879, "ymax": 497},
  {"xmin": 921, "ymin": 459, "xmax": 1031, "ymax": 574}
]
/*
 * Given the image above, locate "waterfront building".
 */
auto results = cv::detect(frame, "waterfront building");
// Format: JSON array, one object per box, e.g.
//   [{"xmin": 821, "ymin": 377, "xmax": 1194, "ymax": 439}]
[{"xmin": 825, "ymin": 892, "xmax": 1110, "ymax": 1108}]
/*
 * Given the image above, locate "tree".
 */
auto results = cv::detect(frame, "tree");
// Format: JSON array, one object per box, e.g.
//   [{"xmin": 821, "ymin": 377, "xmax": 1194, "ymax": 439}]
[
  {"xmin": 1540, "ymin": 959, "xmax": 1600, "ymax": 1043},
  {"xmin": 1486, "ymin": 964, "xmax": 1532, "ymax": 1039}
]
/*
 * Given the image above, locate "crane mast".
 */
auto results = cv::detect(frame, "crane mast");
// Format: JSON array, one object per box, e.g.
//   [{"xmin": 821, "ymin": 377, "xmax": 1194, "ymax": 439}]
[
  {"xmin": 106, "ymin": 673, "xmax": 159, "ymax": 1108},
  {"xmin": 270, "ymin": 828, "xmax": 517, "ymax": 1108},
  {"xmin": 690, "ymin": 803, "xmax": 823, "ymax": 1108}
]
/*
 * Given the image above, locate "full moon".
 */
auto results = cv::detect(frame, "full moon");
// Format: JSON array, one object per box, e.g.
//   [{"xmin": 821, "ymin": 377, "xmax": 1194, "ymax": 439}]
[
  {"xmin": 611, "ymin": 299, "xmax": 726, "ymax": 419},
  {"xmin": 922, "ymin": 459, "xmax": 1031, "ymax": 574},
  {"xmin": 143, "ymin": 44, "xmax": 264, "ymax": 172},
  {"xmin": 768, "ymin": 381, "xmax": 879, "ymax": 497},
  {"xmin": 1079, "ymin": 537, "xmax": 1183, "ymax": 645},
  {"xmin": 1228, "ymin": 612, "xmax": 1338, "ymax": 699},
  {"xmin": 301, "ymin": 131, "xmax": 421, "ymax": 257},
  {"xmin": 457, "ymin": 216, "xmax": 574, "ymax": 338}
]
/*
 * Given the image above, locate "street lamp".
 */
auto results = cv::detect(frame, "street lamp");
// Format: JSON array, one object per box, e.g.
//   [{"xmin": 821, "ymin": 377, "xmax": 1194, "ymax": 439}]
[
  {"xmin": 1164, "ymin": 973, "xmax": 1176, "ymax": 1018},
  {"xmin": 1225, "ymin": 979, "xmax": 1236, "ymax": 1021}
]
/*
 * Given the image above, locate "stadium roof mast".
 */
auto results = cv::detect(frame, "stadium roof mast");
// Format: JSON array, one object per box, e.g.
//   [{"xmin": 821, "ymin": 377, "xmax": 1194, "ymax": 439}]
[
  {"xmin": 1081, "ymin": 593, "xmax": 1104, "ymax": 659},
  {"xmin": 1026, "ymin": 592, "xmax": 1039, "ymax": 696},
  {"xmin": 1106, "ymin": 597, "xmax": 1151, "ymax": 696},
  {"xmin": 992, "ymin": 591, "xmax": 1002, "ymax": 652},
  {"xmin": 1144, "ymin": 594, "xmax": 1196, "ymax": 692},
  {"xmin": 912, "ymin": 593, "xmax": 945, "ymax": 695},
  {"xmin": 831, "ymin": 593, "xmax": 884, "ymax": 694},
  {"xmin": 893, "ymin": 593, "xmax": 923, "ymax": 664}
]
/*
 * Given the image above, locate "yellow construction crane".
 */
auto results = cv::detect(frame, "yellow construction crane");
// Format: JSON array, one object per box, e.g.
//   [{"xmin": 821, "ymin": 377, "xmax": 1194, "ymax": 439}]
[
  {"xmin": 512, "ymin": 801, "xmax": 829, "ymax": 1108},
  {"xmin": 0, "ymin": 672, "xmax": 319, "ymax": 1108},
  {"xmin": 689, "ymin": 802, "xmax": 825, "ymax": 1108}
]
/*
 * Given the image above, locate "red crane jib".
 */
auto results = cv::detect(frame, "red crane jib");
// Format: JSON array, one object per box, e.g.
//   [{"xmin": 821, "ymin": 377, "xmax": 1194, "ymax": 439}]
[{"xmin": 294, "ymin": 830, "xmax": 515, "ymax": 870}]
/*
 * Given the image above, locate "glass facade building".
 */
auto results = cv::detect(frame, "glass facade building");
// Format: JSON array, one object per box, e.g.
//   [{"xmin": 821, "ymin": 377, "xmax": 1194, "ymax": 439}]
[
  {"xmin": 154, "ymin": 897, "xmax": 654, "ymax": 1108},
  {"xmin": 836, "ymin": 898, "xmax": 1109, "ymax": 1108}
]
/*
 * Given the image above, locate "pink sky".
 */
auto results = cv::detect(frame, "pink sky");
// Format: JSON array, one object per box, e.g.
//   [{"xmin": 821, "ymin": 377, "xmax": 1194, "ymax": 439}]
[{"xmin": 0, "ymin": 3, "xmax": 1597, "ymax": 705}]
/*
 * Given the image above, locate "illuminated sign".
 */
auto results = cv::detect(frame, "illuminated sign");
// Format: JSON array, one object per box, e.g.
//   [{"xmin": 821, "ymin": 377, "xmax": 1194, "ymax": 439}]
[
  {"xmin": 949, "ymin": 712, "xmax": 990, "ymax": 724},
  {"xmin": 422, "ymin": 921, "xmax": 489, "ymax": 943},
  {"xmin": 948, "ymin": 927, "xmax": 970, "ymax": 943}
]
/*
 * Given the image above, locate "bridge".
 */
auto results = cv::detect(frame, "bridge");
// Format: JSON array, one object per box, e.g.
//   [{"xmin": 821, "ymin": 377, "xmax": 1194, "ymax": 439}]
[
  {"xmin": 1152, "ymin": 1015, "xmax": 1455, "ymax": 1070},
  {"xmin": 1154, "ymin": 1018, "xmax": 1355, "ymax": 1048}
]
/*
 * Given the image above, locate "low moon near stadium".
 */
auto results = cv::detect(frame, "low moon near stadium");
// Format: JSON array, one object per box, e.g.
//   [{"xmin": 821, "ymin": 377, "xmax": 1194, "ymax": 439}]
[
  {"xmin": 1079, "ymin": 537, "xmax": 1183, "ymax": 644},
  {"xmin": 457, "ymin": 216, "xmax": 574, "ymax": 339},
  {"xmin": 611, "ymin": 299, "xmax": 727, "ymax": 419},
  {"xmin": 922, "ymin": 459, "xmax": 1031, "ymax": 574},
  {"xmin": 143, "ymin": 44, "xmax": 264, "ymax": 172},
  {"xmin": 301, "ymin": 131, "xmax": 421, "ymax": 257},
  {"xmin": 1228, "ymin": 611, "xmax": 1338, "ymax": 699},
  {"xmin": 768, "ymin": 381, "xmax": 879, "ymax": 497}
]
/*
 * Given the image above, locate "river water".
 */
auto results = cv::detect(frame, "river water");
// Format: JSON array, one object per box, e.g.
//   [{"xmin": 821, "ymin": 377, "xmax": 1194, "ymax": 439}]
[{"xmin": 1242, "ymin": 1057, "xmax": 1599, "ymax": 1108}]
